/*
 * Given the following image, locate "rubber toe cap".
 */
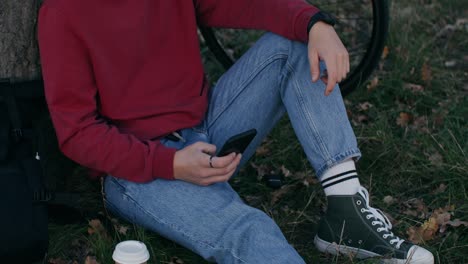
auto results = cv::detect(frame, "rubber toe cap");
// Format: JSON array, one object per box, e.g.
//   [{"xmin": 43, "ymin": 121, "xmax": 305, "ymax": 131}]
[{"xmin": 407, "ymin": 245, "xmax": 434, "ymax": 264}]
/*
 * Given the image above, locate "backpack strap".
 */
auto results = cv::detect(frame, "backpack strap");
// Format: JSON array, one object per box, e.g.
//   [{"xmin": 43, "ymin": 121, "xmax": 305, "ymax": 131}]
[
  {"xmin": 31, "ymin": 190, "xmax": 79, "ymax": 207},
  {"xmin": 4, "ymin": 95, "xmax": 24, "ymax": 142},
  {"xmin": 1, "ymin": 79, "xmax": 39, "ymax": 142}
]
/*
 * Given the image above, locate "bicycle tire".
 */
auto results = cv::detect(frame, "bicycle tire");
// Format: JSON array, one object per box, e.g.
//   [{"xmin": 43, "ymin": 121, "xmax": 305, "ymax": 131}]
[
  {"xmin": 339, "ymin": 0, "xmax": 389, "ymax": 96},
  {"xmin": 200, "ymin": 0, "xmax": 389, "ymax": 97}
]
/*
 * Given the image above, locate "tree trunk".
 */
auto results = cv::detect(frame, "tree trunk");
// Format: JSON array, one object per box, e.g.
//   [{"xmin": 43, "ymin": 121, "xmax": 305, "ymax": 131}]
[
  {"xmin": 0, "ymin": 0, "xmax": 43, "ymax": 81},
  {"xmin": 1, "ymin": 0, "xmax": 78, "ymax": 193}
]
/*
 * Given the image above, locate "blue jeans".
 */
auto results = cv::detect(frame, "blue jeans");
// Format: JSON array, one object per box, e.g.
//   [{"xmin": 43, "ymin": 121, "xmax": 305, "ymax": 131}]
[{"xmin": 104, "ymin": 33, "xmax": 361, "ymax": 263}]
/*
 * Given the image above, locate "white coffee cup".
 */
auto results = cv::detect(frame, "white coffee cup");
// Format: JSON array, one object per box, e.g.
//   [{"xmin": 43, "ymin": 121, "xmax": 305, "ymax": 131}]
[{"xmin": 112, "ymin": 240, "xmax": 150, "ymax": 264}]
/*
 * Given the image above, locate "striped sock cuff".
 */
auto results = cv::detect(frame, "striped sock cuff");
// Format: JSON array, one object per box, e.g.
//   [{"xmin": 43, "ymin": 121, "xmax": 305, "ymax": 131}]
[{"xmin": 321, "ymin": 170, "xmax": 358, "ymax": 189}]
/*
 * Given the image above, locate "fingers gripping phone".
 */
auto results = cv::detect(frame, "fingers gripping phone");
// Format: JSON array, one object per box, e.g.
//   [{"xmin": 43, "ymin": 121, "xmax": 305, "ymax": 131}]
[{"xmin": 217, "ymin": 129, "xmax": 257, "ymax": 157}]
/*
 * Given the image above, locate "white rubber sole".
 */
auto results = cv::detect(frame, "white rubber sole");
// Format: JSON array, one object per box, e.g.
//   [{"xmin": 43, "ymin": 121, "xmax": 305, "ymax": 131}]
[
  {"xmin": 314, "ymin": 235, "xmax": 434, "ymax": 264},
  {"xmin": 314, "ymin": 235, "xmax": 380, "ymax": 259}
]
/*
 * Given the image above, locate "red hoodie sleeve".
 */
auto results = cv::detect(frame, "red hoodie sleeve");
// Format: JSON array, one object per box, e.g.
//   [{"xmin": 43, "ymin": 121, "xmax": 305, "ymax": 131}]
[
  {"xmin": 193, "ymin": 0, "xmax": 319, "ymax": 42},
  {"xmin": 38, "ymin": 6, "xmax": 176, "ymax": 183}
]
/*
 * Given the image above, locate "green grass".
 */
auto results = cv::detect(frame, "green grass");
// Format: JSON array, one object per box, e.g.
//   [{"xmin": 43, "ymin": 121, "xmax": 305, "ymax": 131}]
[{"xmin": 48, "ymin": 0, "xmax": 467, "ymax": 263}]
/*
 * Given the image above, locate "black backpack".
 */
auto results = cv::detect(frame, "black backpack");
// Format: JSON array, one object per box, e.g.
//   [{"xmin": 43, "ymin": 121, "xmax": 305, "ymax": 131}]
[
  {"xmin": 0, "ymin": 79, "xmax": 49, "ymax": 263},
  {"xmin": 0, "ymin": 79, "xmax": 81, "ymax": 263}
]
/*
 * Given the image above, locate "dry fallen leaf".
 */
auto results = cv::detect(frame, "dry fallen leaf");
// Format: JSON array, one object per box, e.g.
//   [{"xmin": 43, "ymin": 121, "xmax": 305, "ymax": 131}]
[
  {"xmin": 438, "ymin": 205, "xmax": 452, "ymax": 222},
  {"xmin": 403, "ymin": 209, "xmax": 419, "ymax": 218},
  {"xmin": 280, "ymin": 165, "xmax": 292, "ymax": 178},
  {"xmin": 270, "ymin": 184, "xmax": 296, "ymax": 205},
  {"xmin": 250, "ymin": 162, "xmax": 271, "ymax": 180},
  {"xmin": 88, "ymin": 219, "xmax": 109, "ymax": 240},
  {"xmin": 383, "ymin": 195, "xmax": 395, "ymax": 205},
  {"xmin": 381, "ymin": 46, "xmax": 390, "ymax": 59},
  {"xmin": 404, "ymin": 83, "xmax": 424, "ymax": 93},
  {"xmin": 407, "ymin": 217, "xmax": 438, "ymax": 244},
  {"xmin": 406, "ymin": 227, "xmax": 421, "ymax": 244},
  {"xmin": 358, "ymin": 102, "xmax": 373, "ymax": 111},
  {"xmin": 84, "ymin": 256, "xmax": 100, "ymax": 264},
  {"xmin": 432, "ymin": 207, "xmax": 452, "ymax": 233},
  {"xmin": 455, "ymin": 18, "xmax": 468, "ymax": 27},
  {"xmin": 403, "ymin": 198, "xmax": 428, "ymax": 219},
  {"xmin": 421, "ymin": 61, "xmax": 432, "ymax": 83},
  {"xmin": 283, "ymin": 171, "xmax": 308, "ymax": 184},
  {"xmin": 117, "ymin": 225, "xmax": 129, "ymax": 235},
  {"xmin": 447, "ymin": 219, "xmax": 468, "ymax": 228},
  {"xmin": 410, "ymin": 116, "xmax": 430, "ymax": 133},
  {"xmin": 396, "ymin": 112, "xmax": 413, "ymax": 127},
  {"xmin": 367, "ymin": 76, "xmax": 379, "ymax": 92},
  {"xmin": 88, "ymin": 219, "xmax": 100, "ymax": 235},
  {"xmin": 255, "ymin": 145, "xmax": 270, "ymax": 156},
  {"xmin": 428, "ymin": 152, "xmax": 443, "ymax": 166},
  {"xmin": 433, "ymin": 183, "xmax": 447, "ymax": 194},
  {"xmin": 302, "ymin": 174, "xmax": 318, "ymax": 185}
]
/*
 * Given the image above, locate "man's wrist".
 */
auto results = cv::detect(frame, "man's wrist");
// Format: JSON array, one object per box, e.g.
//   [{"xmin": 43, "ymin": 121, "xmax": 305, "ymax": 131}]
[{"xmin": 307, "ymin": 11, "xmax": 336, "ymax": 34}]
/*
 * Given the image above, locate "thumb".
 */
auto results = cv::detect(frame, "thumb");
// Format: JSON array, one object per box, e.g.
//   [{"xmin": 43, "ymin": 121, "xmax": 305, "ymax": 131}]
[{"xmin": 309, "ymin": 49, "xmax": 320, "ymax": 82}]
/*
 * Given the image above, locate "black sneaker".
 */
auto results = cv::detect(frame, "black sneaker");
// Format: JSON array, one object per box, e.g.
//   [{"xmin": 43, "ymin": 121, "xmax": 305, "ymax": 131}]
[{"xmin": 314, "ymin": 187, "xmax": 434, "ymax": 263}]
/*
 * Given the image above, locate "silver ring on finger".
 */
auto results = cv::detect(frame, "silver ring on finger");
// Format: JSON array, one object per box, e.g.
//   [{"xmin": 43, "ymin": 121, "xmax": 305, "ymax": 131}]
[{"xmin": 209, "ymin": 155, "xmax": 214, "ymax": 168}]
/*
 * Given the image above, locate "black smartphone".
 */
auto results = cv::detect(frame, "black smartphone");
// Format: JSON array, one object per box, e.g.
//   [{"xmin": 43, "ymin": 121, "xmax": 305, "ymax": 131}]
[{"xmin": 217, "ymin": 129, "xmax": 257, "ymax": 157}]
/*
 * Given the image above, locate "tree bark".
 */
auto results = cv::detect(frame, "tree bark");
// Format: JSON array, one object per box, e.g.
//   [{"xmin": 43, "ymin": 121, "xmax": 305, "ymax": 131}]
[{"xmin": 0, "ymin": 0, "xmax": 43, "ymax": 81}]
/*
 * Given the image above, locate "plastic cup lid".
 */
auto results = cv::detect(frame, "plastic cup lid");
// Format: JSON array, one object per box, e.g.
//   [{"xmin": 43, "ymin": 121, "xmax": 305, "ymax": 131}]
[{"xmin": 112, "ymin": 240, "xmax": 150, "ymax": 264}]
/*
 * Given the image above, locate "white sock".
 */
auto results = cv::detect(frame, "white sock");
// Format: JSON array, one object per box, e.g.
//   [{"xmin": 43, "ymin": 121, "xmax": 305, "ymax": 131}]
[{"xmin": 321, "ymin": 159, "xmax": 361, "ymax": 196}]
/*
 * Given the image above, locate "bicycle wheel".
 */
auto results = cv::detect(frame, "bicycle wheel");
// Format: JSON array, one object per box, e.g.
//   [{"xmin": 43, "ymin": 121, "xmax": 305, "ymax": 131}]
[{"xmin": 200, "ymin": 0, "xmax": 389, "ymax": 96}]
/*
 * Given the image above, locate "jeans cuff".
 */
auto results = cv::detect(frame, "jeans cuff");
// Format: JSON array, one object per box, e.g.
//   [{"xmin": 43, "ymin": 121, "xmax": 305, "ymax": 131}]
[{"xmin": 316, "ymin": 148, "xmax": 362, "ymax": 179}]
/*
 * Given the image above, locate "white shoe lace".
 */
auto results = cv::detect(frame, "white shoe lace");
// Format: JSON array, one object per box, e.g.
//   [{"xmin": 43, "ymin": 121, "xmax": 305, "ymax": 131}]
[{"xmin": 357, "ymin": 187, "xmax": 405, "ymax": 249}]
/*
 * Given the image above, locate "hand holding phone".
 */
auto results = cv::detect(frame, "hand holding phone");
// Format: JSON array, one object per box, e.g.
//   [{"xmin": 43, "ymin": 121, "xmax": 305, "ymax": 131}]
[
  {"xmin": 173, "ymin": 141, "xmax": 241, "ymax": 186},
  {"xmin": 217, "ymin": 129, "xmax": 257, "ymax": 157}
]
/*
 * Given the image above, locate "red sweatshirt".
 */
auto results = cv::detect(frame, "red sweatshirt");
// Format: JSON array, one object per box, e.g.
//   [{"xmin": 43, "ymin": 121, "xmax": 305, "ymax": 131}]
[{"xmin": 38, "ymin": 0, "xmax": 319, "ymax": 182}]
